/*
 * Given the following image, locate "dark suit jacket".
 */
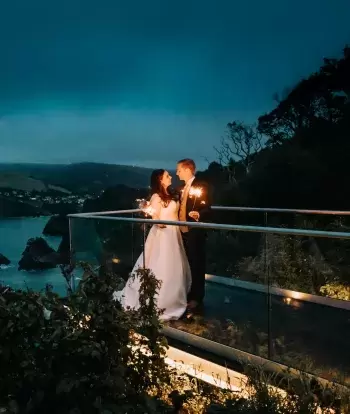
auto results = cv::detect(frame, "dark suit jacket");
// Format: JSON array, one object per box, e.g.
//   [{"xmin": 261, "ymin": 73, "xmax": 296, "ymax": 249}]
[{"xmin": 174, "ymin": 177, "xmax": 213, "ymax": 224}]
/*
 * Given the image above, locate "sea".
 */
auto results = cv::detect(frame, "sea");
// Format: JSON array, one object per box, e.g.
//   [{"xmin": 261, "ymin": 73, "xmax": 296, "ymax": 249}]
[{"xmin": 0, "ymin": 217, "xmax": 70, "ymax": 295}]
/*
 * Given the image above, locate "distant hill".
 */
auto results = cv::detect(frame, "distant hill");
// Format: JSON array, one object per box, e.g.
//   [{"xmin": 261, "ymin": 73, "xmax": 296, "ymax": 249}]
[
  {"xmin": 0, "ymin": 172, "xmax": 47, "ymax": 192},
  {"xmin": 0, "ymin": 172, "xmax": 71, "ymax": 193},
  {"xmin": 0, "ymin": 163, "xmax": 153, "ymax": 193},
  {"xmin": 82, "ymin": 184, "xmax": 149, "ymax": 213}
]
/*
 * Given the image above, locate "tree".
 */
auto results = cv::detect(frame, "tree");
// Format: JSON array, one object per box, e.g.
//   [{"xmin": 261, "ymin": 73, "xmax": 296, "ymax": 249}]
[
  {"xmin": 215, "ymin": 121, "xmax": 264, "ymax": 181},
  {"xmin": 258, "ymin": 46, "xmax": 350, "ymax": 146}
]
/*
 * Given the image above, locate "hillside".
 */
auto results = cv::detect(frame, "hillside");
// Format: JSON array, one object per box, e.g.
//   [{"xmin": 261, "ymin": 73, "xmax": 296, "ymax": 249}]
[
  {"xmin": 0, "ymin": 172, "xmax": 71, "ymax": 193},
  {"xmin": 0, "ymin": 163, "xmax": 153, "ymax": 193},
  {"xmin": 0, "ymin": 195, "xmax": 47, "ymax": 217}
]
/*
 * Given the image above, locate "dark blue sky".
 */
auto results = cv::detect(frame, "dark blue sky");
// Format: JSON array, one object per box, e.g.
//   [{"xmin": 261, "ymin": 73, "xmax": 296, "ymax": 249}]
[{"xmin": 0, "ymin": 0, "xmax": 349, "ymax": 168}]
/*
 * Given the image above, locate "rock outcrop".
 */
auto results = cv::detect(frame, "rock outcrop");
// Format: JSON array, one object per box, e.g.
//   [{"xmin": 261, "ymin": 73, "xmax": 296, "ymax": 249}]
[
  {"xmin": 18, "ymin": 237, "xmax": 58, "ymax": 271},
  {"xmin": 43, "ymin": 215, "xmax": 69, "ymax": 236},
  {"xmin": 0, "ymin": 253, "xmax": 10, "ymax": 266}
]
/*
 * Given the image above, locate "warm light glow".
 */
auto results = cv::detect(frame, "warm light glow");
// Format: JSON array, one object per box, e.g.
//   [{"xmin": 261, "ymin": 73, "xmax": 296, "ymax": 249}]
[
  {"xmin": 282, "ymin": 296, "xmax": 303, "ymax": 308},
  {"xmin": 136, "ymin": 198, "xmax": 155, "ymax": 217},
  {"xmin": 136, "ymin": 198, "xmax": 147, "ymax": 209},
  {"xmin": 189, "ymin": 186, "xmax": 203, "ymax": 210},
  {"xmin": 112, "ymin": 257, "xmax": 120, "ymax": 264},
  {"xmin": 189, "ymin": 186, "xmax": 203, "ymax": 198},
  {"xmin": 143, "ymin": 204, "xmax": 155, "ymax": 217},
  {"xmin": 290, "ymin": 291, "xmax": 304, "ymax": 300}
]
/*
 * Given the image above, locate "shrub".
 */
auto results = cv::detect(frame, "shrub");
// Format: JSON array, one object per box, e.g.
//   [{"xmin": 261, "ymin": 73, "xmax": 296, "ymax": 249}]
[
  {"xmin": 0, "ymin": 264, "xmax": 169, "ymax": 413},
  {"xmin": 320, "ymin": 282, "xmax": 350, "ymax": 301},
  {"xmin": 238, "ymin": 234, "xmax": 333, "ymax": 294},
  {"xmin": 1, "ymin": 264, "xmax": 349, "ymax": 413}
]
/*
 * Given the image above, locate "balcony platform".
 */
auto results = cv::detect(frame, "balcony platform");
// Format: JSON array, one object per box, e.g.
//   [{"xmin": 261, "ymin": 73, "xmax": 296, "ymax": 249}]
[{"xmin": 162, "ymin": 276, "xmax": 350, "ymax": 386}]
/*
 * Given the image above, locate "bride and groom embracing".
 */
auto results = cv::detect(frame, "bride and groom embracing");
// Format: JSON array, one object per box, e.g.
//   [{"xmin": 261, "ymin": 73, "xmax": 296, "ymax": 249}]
[{"xmin": 114, "ymin": 158, "xmax": 212, "ymax": 320}]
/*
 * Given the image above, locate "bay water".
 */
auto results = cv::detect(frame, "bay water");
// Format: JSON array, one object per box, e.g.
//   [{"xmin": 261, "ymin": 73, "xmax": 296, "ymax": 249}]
[{"xmin": 0, "ymin": 217, "xmax": 70, "ymax": 295}]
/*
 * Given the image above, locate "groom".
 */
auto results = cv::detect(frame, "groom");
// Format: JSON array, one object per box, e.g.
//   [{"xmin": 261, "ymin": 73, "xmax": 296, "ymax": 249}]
[{"xmin": 176, "ymin": 158, "xmax": 212, "ymax": 317}]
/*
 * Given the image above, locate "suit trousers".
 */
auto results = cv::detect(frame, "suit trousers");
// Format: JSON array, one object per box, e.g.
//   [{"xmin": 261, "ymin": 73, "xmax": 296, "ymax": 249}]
[{"xmin": 181, "ymin": 228, "xmax": 206, "ymax": 303}]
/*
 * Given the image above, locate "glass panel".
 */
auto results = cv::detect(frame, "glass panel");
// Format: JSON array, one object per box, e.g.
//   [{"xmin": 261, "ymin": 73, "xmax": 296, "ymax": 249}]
[
  {"xmin": 208, "ymin": 209, "xmax": 267, "ymax": 278},
  {"xmin": 266, "ymin": 232, "xmax": 350, "ymax": 385},
  {"xmin": 168, "ymin": 226, "xmax": 269, "ymax": 360},
  {"xmin": 67, "ymin": 212, "xmax": 350, "ymax": 385},
  {"xmin": 70, "ymin": 215, "xmax": 145, "ymax": 288},
  {"xmin": 206, "ymin": 229, "xmax": 262, "ymax": 278}
]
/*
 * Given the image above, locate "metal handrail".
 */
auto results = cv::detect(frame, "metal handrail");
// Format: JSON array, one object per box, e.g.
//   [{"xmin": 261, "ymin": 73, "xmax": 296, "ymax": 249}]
[
  {"xmin": 68, "ymin": 211, "xmax": 350, "ymax": 239},
  {"xmin": 211, "ymin": 206, "xmax": 350, "ymax": 215},
  {"xmin": 70, "ymin": 206, "xmax": 350, "ymax": 217},
  {"xmin": 73, "ymin": 209, "xmax": 141, "ymax": 217}
]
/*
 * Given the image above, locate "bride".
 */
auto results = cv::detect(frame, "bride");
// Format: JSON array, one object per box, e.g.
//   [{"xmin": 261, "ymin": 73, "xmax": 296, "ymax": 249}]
[{"xmin": 114, "ymin": 169, "xmax": 191, "ymax": 320}]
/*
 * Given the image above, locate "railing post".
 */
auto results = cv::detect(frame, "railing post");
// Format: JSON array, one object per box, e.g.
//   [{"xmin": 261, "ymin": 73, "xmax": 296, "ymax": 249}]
[
  {"xmin": 68, "ymin": 217, "xmax": 76, "ymax": 293},
  {"xmin": 142, "ymin": 223, "xmax": 146, "ymax": 269},
  {"xmin": 264, "ymin": 212, "xmax": 272, "ymax": 359},
  {"xmin": 131, "ymin": 213, "xmax": 135, "ymax": 265}
]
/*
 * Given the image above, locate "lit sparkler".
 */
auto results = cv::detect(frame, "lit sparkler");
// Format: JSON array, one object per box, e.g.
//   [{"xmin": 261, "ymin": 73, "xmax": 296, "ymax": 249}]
[
  {"xmin": 188, "ymin": 186, "xmax": 203, "ymax": 210},
  {"xmin": 143, "ymin": 204, "xmax": 155, "ymax": 217},
  {"xmin": 136, "ymin": 198, "xmax": 155, "ymax": 217}
]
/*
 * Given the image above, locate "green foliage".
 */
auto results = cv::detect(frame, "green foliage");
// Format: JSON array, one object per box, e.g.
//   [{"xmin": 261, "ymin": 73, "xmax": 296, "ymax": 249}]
[
  {"xmin": 0, "ymin": 264, "xmax": 170, "ymax": 413},
  {"xmin": 320, "ymin": 282, "xmax": 350, "ymax": 301},
  {"xmin": 206, "ymin": 365, "xmax": 349, "ymax": 414},
  {"xmin": 238, "ymin": 234, "xmax": 333, "ymax": 294},
  {"xmin": 1, "ymin": 264, "xmax": 349, "ymax": 413},
  {"xmin": 236, "ymin": 231, "xmax": 350, "ymax": 303}
]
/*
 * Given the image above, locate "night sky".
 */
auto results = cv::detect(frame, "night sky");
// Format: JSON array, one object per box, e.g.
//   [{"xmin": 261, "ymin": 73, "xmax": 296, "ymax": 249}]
[{"xmin": 1, "ymin": 0, "xmax": 349, "ymax": 169}]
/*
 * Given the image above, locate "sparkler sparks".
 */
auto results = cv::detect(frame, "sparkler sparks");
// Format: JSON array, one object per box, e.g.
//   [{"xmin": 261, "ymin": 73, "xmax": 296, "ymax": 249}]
[
  {"xmin": 189, "ymin": 187, "xmax": 203, "ymax": 199},
  {"xmin": 188, "ymin": 186, "xmax": 203, "ymax": 210},
  {"xmin": 143, "ymin": 204, "xmax": 155, "ymax": 217},
  {"xmin": 136, "ymin": 198, "xmax": 155, "ymax": 217}
]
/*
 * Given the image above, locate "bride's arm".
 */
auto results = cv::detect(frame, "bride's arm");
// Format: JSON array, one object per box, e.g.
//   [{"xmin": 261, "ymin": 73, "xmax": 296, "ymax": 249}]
[{"xmin": 150, "ymin": 194, "xmax": 166, "ymax": 228}]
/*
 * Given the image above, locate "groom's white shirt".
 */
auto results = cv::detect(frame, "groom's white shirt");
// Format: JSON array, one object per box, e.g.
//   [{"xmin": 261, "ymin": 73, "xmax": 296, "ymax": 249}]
[
  {"xmin": 181, "ymin": 175, "xmax": 195, "ymax": 203},
  {"xmin": 185, "ymin": 176, "xmax": 195, "ymax": 188},
  {"xmin": 179, "ymin": 175, "xmax": 195, "ymax": 232}
]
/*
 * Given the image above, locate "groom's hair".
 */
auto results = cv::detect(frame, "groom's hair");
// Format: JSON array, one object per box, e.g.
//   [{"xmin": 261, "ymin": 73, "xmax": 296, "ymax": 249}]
[{"xmin": 177, "ymin": 158, "xmax": 196, "ymax": 174}]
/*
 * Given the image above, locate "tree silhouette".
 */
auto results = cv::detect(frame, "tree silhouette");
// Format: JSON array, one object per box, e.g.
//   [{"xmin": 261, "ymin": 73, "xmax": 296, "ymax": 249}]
[
  {"xmin": 215, "ymin": 121, "xmax": 264, "ymax": 181},
  {"xmin": 258, "ymin": 46, "xmax": 350, "ymax": 147}
]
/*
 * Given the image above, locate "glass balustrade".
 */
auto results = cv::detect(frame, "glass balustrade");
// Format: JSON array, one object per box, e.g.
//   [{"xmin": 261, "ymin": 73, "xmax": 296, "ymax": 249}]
[{"xmin": 68, "ymin": 209, "xmax": 350, "ymax": 385}]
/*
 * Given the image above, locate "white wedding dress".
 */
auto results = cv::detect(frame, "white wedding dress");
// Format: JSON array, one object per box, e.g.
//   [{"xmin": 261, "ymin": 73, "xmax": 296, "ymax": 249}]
[{"xmin": 114, "ymin": 194, "xmax": 191, "ymax": 321}]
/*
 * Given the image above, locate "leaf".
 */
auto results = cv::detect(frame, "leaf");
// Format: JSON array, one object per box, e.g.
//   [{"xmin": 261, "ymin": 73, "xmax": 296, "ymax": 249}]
[
  {"xmin": 91, "ymin": 350, "xmax": 101, "ymax": 360},
  {"xmin": 8, "ymin": 400, "xmax": 19, "ymax": 413},
  {"xmin": 56, "ymin": 378, "xmax": 75, "ymax": 394}
]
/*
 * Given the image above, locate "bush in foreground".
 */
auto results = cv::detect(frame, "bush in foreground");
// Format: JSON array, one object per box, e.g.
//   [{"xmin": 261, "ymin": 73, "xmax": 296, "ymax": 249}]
[
  {"xmin": 0, "ymin": 264, "xmax": 170, "ymax": 413},
  {"xmin": 0, "ymin": 265, "xmax": 349, "ymax": 413}
]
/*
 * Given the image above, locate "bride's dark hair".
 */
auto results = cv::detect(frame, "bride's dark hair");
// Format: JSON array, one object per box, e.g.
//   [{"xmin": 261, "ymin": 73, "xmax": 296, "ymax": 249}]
[{"xmin": 150, "ymin": 169, "xmax": 172, "ymax": 206}]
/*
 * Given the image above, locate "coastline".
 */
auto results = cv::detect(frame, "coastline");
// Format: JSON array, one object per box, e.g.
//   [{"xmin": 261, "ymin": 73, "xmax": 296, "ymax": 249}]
[{"xmin": 0, "ymin": 216, "xmax": 69, "ymax": 295}]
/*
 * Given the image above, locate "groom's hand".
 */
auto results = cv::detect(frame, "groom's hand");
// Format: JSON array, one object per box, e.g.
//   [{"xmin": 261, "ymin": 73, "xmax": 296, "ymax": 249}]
[{"xmin": 189, "ymin": 211, "xmax": 200, "ymax": 221}]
